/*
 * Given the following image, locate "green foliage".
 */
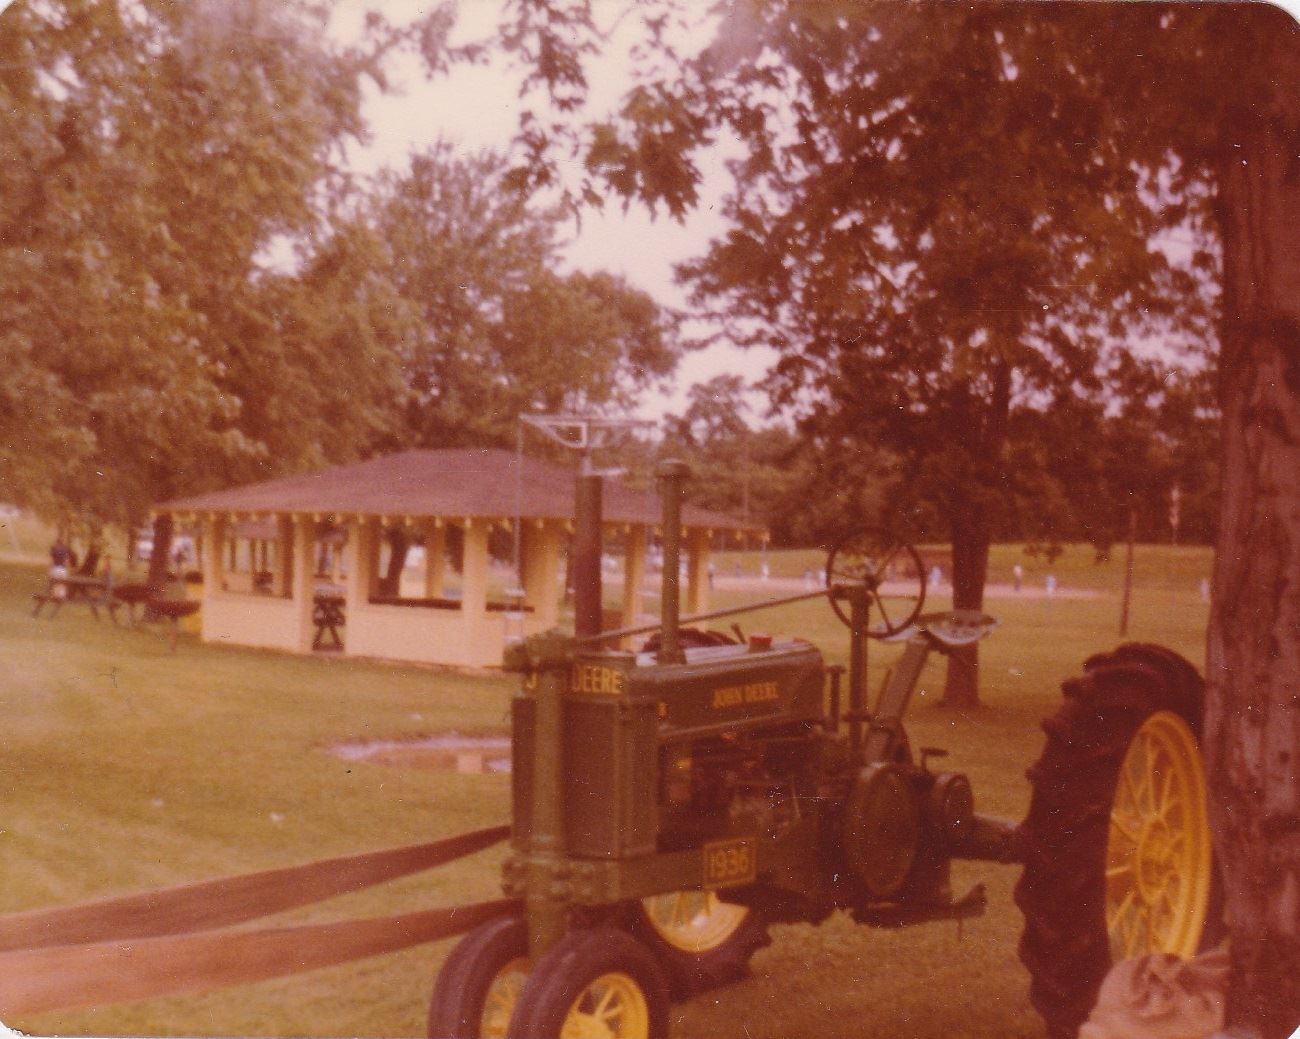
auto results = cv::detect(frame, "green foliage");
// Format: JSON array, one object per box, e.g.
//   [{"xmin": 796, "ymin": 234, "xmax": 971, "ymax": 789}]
[
  {"xmin": 0, "ymin": 0, "xmax": 401, "ymax": 530},
  {"xmin": 480, "ymin": 3, "xmax": 1224, "ymax": 622},
  {"xmin": 0, "ymin": 1, "xmax": 683, "ymax": 536},
  {"xmin": 345, "ymin": 144, "xmax": 681, "ymax": 450},
  {"xmin": 656, "ymin": 376, "xmax": 798, "ymax": 534}
]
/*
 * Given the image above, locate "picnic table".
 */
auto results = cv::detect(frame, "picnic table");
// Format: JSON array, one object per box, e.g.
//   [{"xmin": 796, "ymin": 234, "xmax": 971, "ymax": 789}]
[
  {"xmin": 109, "ymin": 582, "xmax": 199, "ymax": 650},
  {"xmin": 109, "ymin": 583, "xmax": 154, "ymax": 627},
  {"xmin": 32, "ymin": 574, "xmax": 120, "ymax": 622}
]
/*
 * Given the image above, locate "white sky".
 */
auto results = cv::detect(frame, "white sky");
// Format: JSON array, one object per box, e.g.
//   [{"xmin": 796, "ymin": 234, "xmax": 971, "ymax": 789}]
[{"xmin": 331, "ymin": 0, "xmax": 778, "ymax": 422}]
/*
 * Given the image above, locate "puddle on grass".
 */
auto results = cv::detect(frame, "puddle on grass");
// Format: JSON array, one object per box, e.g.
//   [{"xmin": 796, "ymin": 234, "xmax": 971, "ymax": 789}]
[{"xmin": 329, "ymin": 732, "xmax": 511, "ymax": 774}]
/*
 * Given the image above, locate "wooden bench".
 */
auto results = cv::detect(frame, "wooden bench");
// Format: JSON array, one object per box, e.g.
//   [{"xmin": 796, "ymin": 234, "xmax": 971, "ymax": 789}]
[
  {"xmin": 147, "ymin": 598, "xmax": 200, "ymax": 652},
  {"xmin": 110, "ymin": 583, "xmax": 154, "ymax": 628},
  {"xmin": 32, "ymin": 575, "xmax": 120, "ymax": 623}
]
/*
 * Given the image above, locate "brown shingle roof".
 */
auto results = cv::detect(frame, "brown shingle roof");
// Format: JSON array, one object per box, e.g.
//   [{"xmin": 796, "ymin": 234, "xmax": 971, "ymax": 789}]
[{"xmin": 159, "ymin": 448, "xmax": 761, "ymax": 532}]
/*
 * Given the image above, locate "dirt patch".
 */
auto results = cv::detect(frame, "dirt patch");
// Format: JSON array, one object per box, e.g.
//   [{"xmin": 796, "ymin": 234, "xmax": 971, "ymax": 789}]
[{"xmin": 329, "ymin": 732, "xmax": 511, "ymax": 774}]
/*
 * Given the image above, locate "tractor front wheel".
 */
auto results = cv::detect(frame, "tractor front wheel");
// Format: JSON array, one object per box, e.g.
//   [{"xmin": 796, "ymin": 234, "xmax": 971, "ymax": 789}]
[
  {"xmin": 1014, "ymin": 644, "xmax": 1219, "ymax": 1039},
  {"xmin": 428, "ymin": 915, "xmax": 528, "ymax": 1039},
  {"xmin": 506, "ymin": 927, "xmax": 669, "ymax": 1039},
  {"xmin": 631, "ymin": 890, "xmax": 770, "ymax": 998}
]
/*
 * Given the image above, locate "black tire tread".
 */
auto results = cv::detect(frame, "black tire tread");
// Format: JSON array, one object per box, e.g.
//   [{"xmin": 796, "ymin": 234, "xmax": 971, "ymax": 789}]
[
  {"xmin": 1013, "ymin": 644, "xmax": 1206, "ymax": 1039},
  {"xmin": 428, "ymin": 915, "xmax": 527, "ymax": 1039},
  {"xmin": 507, "ymin": 926, "xmax": 670, "ymax": 1039}
]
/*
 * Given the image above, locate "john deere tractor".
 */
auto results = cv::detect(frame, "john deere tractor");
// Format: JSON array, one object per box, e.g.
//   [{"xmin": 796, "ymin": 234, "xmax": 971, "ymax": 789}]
[{"xmin": 428, "ymin": 460, "xmax": 1216, "ymax": 1039}]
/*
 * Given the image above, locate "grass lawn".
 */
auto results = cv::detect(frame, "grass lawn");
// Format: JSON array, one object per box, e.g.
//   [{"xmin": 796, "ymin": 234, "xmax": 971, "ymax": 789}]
[{"xmin": 0, "ymin": 544, "xmax": 1212, "ymax": 1039}]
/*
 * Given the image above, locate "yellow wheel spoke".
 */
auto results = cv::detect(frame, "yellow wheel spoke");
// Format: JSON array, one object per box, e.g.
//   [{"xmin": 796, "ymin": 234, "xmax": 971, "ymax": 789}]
[
  {"xmin": 641, "ymin": 891, "xmax": 748, "ymax": 953},
  {"xmin": 1108, "ymin": 887, "xmax": 1137, "ymax": 932},
  {"xmin": 563, "ymin": 973, "xmax": 648, "ymax": 1039},
  {"xmin": 1110, "ymin": 811, "xmax": 1141, "ymax": 844},
  {"xmin": 1159, "ymin": 769, "xmax": 1180, "ymax": 816},
  {"xmin": 1105, "ymin": 712, "xmax": 1213, "ymax": 961},
  {"xmin": 593, "ymin": 985, "xmax": 617, "ymax": 1020}
]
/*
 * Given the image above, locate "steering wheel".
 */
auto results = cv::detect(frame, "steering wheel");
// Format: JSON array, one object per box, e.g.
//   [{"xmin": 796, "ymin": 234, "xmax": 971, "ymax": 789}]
[{"xmin": 824, "ymin": 531, "xmax": 927, "ymax": 637}]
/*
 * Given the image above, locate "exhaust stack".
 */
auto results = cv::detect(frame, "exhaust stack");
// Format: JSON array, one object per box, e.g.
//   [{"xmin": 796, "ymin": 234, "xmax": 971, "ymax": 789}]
[
  {"xmin": 573, "ymin": 466, "xmax": 603, "ymax": 639},
  {"xmin": 656, "ymin": 459, "xmax": 689, "ymax": 665}
]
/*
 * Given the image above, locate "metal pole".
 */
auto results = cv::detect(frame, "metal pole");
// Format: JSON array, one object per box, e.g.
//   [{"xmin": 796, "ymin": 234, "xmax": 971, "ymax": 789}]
[
  {"xmin": 577, "ymin": 585, "xmax": 831, "ymax": 647},
  {"xmin": 848, "ymin": 587, "xmax": 870, "ymax": 759},
  {"xmin": 657, "ymin": 459, "xmax": 688, "ymax": 665},
  {"xmin": 1119, "ymin": 505, "xmax": 1137, "ymax": 637},
  {"xmin": 513, "ymin": 423, "xmax": 523, "ymax": 585}
]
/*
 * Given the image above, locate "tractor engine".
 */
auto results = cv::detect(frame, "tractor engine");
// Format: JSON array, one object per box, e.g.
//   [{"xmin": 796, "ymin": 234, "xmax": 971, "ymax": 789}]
[{"xmin": 510, "ymin": 636, "xmax": 833, "ymax": 862}]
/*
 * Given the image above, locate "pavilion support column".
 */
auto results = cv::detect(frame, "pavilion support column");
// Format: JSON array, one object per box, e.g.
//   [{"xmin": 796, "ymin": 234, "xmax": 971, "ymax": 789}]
[
  {"xmin": 685, "ymin": 529, "xmax": 710, "ymax": 618},
  {"xmin": 291, "ymin": 516, "xmax": 315, "ymax": 652},
  {"xmin": 621, "ymin": 526, "xmax": 647, "ymax": 646},
  {"xmin": 202, "ymin": 515, "xmax": 227, "ymax": 597},
  {"xmin": 275, "ymin": 516, "xmax": 293, "ymax": 597},
  {"xmin": 522, "ymin": 522, "xmax": 561, "ymax": 630},
  {"xmin": 461, "ymin": 520, "xmax": 489, "ymax": 618},
  {"xmin": 425, "ymin": 521, "xmax": 446, "ymax": 598},
  {"xmin": 344, "ymin": 518, "xmax": 375, "ymax": 651},
  {"xmin": 459, "ymin": 520, "xmax": 490, "ymax": 664}
]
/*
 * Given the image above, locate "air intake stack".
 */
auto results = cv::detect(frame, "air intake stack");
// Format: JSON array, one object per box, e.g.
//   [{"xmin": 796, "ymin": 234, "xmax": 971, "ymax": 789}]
[{"xmin": 656, "ymin": 459, "xmax": 689, "ymax": 665}]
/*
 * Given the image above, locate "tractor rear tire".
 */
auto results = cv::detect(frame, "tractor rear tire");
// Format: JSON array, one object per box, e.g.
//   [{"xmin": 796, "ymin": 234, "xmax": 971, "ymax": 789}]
[
  {"xmin": 1014, "ymin": 643, "xmax": 1217, "ymax": 1039},
  {"xmin": 630, "ymin": 891, "xmax": 771, "ymax": 999},
  {"xmin": 506, "ymin": 927, "xmax": 669, "ymax": 1039}
]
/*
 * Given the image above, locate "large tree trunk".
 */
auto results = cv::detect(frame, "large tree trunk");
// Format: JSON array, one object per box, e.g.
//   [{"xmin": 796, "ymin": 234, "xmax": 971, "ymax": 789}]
[
  {"xmin": 942, "ymin": 501, "xmax": 990, "ymax": 707},
  {"xmin": 143, "ymin": 513, "xmax": 174, "ymax": 623},
  {"xmin": 941, "ymin": 361, "xmax": 1009, "ymax": 708},
  {"xmin": 377, "ymin": 529, "xmax": 410, "ymax": 598},
  {"xmin": 1205, "ymin": 57, "xmax": 1300, "ymax": 1039}
]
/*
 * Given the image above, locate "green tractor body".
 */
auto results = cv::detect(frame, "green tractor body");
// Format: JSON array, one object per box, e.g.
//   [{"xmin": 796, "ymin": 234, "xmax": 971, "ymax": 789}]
[{"xmin": 430, "ymin": 458, "xmax": 1213, "ymax": 1039}]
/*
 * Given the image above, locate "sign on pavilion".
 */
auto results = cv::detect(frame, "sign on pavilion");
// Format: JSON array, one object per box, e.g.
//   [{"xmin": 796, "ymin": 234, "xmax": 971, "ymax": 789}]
[{"xmin": 156, "ymin": 448, "xmax": 761, "ymax": 668}]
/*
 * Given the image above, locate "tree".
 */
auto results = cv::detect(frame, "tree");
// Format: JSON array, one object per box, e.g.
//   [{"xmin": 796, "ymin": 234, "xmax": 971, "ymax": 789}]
[
  {"xmin": 0, "ymin": 0, "xmax": 403, "ymax": 547},
  {"xmin": 357, "ymin": 145, "xmax": 681, "ymax": 452},
  {"xmin": 659, "ymin": 375, "xmax": 803, "ymax": 533},
  {"xmin": 1192, "ymin": 16, "xmax": 1300, "ymax": 1037}
]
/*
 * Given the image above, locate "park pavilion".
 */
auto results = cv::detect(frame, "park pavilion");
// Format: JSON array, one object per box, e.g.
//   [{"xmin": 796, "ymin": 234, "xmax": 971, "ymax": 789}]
[{"xmin": 156, "ymin": 448, "xmax": 761, "ymax": 668}]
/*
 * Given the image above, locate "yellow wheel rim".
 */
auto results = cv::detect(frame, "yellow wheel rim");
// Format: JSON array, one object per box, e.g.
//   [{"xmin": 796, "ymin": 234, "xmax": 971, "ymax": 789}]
[
  {"xmin": 1106, "ymin": 711, "xmax": 1212, "ymax": 961},
  {"xmin": 480, "ymin": 957, "xmax": 528, "ymax": 1039},
  {"xmin": 559, "ymin": 971, "xmax": 649, "ymax": 1039},
  {"xmin": 641, "ymin": 890, "xmax": 749, "ymax": 953}
]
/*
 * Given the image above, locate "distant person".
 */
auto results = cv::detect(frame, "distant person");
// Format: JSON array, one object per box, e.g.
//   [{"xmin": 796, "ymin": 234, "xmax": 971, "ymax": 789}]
[
  {"xmin": 929, "ymin": 564, "xmax": 943, "ymax": 589},
  {"xmin": 1045, "ymin": 573, "xmax": 1058, "ymax": 597},
  {"xmin": 1013, "ymin": 563, "xmax": 1023, "ymax": 592},
  {"xmin": 760, "ymin": 560, "xmax": 770, "ymax": 582},
  {"xmin": 49, "ymin": 537, "xmax": 71, "ymax": 600},
  {"xmin": 707, "ymin": 560, "xmax": 716, "ymax": 589},
  {"xmin": 49, "ymin": 537, "xmax": 71, "ymax": 570}
]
